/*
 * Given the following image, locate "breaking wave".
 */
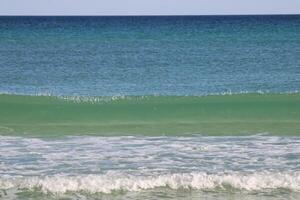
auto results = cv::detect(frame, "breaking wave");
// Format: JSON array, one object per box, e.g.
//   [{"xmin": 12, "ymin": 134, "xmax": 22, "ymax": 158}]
[{"xmin": 1, "ymin": 172, "xmax": 300, "ymax": 194}]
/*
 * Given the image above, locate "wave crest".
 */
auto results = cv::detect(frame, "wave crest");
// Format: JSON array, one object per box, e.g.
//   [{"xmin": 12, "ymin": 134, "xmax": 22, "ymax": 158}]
[{"xmin": 1, "ymin": 172, "xmax": 300, "ymax": 194}]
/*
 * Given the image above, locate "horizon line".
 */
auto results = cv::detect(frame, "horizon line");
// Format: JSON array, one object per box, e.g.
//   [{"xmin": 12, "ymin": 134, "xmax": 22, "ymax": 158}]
[{"xmin": 0, "ymin": 13, "xmax": 299, "ymax": 17}]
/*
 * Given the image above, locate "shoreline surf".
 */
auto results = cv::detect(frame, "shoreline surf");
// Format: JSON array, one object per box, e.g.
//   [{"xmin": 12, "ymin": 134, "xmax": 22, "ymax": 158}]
[{"xmin": 1, "ymin": 135, "xmax": 299, "ymax": 199}]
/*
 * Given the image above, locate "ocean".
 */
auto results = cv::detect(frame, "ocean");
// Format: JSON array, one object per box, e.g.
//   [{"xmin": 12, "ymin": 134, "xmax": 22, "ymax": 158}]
[{"xmin": 0, "ymin": 15, "xmax": 300, "ymax": 199}]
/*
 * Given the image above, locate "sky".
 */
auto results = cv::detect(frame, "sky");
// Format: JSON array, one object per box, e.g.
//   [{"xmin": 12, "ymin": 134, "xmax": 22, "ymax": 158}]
[{"xmin": 1, "ymin": 0, "xmax": 300, "ymax": 16}]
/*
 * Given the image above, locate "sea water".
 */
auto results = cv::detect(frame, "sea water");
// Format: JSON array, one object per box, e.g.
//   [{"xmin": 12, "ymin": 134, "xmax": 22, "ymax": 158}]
[{"xmin": 0, "ymin": 15, "xmax": 300, "ymax": 199}]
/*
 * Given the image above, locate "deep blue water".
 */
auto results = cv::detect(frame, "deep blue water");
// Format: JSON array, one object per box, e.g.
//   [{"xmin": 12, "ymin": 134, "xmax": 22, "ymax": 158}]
[{"xmin": 0, "ymin": 15, "xmax": 299, "ymax": 96}]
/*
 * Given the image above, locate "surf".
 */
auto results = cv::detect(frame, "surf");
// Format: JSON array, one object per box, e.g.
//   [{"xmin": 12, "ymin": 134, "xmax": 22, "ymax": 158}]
[
  {"xmin": 2, "ymin": 172, "xmax": 300, "ymax": 194},
  {"xmin": 0, "ymin": 135, "xmax": 300, "ymax": 199}
]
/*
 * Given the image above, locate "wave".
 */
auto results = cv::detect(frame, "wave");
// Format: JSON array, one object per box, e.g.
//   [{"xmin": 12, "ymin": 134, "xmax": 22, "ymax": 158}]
[
  {"xmin": 0, "ymin": 93, "xmax": 299, "ymax": 136},
  {"xmin": 1, "ymin": 90, "xmax": 299, "ymax": 102},
  {"xmin": 1, "ymin": 172, "xmax": 300, "ymax": 194}
]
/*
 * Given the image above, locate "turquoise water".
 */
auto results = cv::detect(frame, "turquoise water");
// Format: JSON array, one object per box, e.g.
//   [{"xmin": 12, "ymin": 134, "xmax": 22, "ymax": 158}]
[
  {"xmin": 0, "ymin": 15, "xmax": 300, "ymax": 199},
  {"xmin": 0, "ymin": 93, "xmax": 299, "ymax": 136}
]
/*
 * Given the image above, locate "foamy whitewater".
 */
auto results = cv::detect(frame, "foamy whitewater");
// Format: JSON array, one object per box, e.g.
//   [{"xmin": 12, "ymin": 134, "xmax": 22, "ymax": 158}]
[{"xmin": 0, "ymin": 136, "xmax": 300, "ymax": 199}]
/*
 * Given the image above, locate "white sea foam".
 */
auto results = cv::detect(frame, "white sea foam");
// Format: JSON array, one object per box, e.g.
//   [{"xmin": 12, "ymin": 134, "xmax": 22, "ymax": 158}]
[
  {"xmin": 57, "ymin": 95, "xmax": 130, "ymax": 103},
  {"xmin": 1, "ymin": 172, "xmax": 300, "ymax": 194},
  {"xmin": 1, "ymin": 135, "xmax": 300, "ymax": 197},
  {"xmin": 1, "ymin": 136, "xmax": 300, "ymax": 176}
]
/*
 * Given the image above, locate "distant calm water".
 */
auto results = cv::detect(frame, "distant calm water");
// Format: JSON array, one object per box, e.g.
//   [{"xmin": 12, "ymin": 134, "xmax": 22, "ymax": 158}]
[
  {"xmin": 0, "ymin": 16, "xmax": 300, "ymax": 200},
  {"xmin": 0, "ymin": 15, "xmax": 299, "ymax": 96}
]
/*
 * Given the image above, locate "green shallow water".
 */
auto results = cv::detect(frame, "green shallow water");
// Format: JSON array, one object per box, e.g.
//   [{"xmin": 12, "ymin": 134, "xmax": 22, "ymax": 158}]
[{"xmin": 0, "ymin": 93, "xmax": 299, "ymax": 137}]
